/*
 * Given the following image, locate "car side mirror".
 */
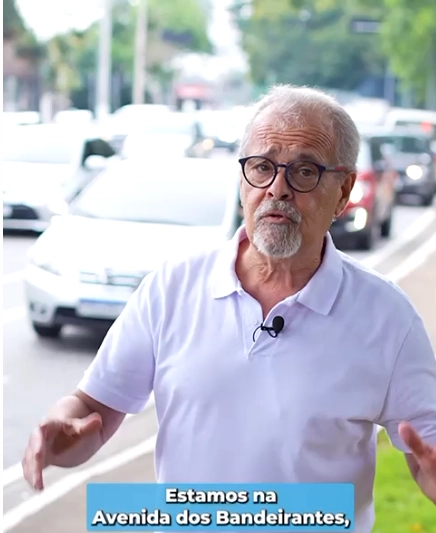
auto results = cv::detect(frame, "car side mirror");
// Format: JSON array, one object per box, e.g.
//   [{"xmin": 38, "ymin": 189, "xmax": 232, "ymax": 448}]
[
  {"xmin": 373, "ymin": 160, "xmax": 387, "ymax": 172},
  {"xmin": 380, "ymin": 143, "xmax": 396, "ymax": 158},
  {"xmin": 85, "ymin": 154, "xmax": 108, "ymax": 171}
]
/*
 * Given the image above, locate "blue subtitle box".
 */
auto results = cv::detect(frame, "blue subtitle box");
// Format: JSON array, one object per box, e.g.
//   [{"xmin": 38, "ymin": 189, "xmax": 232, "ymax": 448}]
[{"xmin": 87, "ymin": 483, "xmax": 354, "ymax": 531}]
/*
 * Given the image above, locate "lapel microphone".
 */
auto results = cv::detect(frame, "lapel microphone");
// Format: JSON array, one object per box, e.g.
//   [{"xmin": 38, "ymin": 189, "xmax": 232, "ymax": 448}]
[{"xmin": 252, "ymin": 316, "xmax": 285, "ymax": 342}]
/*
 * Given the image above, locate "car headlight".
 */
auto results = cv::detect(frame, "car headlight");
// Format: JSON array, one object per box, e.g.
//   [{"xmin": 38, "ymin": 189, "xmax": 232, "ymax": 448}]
[
  {"xmin": 349, "ymin": 182, "xmax": 369, "ymax": 204},
  {"xmin": 202, "ymin": 139, "xmax": 214, "ymax": 150},
  {"xmin": 33, "ymin": 258, "xmax": 62, "ymax": 275},
  {"xmin": 48, "ymin": 199, "xmax": 69, "ymax": 216},
  {"xmin": 405, "ymin": 165, "xmax": 426, "ymax": 180},
  {"xmin": 28, "ymin": 251, "xmax": 76, "ymax": 277}
]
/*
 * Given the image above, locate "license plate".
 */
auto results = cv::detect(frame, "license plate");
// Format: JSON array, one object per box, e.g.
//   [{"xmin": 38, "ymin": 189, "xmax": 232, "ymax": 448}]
[
  {"xmin": 3, "ymin": 204, "xmax": 12, "ymax": 218},
  {"xmin": 77, "ymin": 300, "xmax": 126, "ymax": 319}
]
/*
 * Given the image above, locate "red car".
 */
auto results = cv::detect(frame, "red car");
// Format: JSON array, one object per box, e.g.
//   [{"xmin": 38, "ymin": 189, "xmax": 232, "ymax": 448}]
[{"xmin": 330, "ymin": 133, "xmax": 399, "ymax": 250}]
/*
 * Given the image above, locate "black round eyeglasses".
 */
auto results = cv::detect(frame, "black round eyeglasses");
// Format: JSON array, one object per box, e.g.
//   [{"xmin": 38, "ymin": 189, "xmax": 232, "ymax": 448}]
[{"xmin": 238, "ymin": 155, "xmax": 348, "ymax": 193}]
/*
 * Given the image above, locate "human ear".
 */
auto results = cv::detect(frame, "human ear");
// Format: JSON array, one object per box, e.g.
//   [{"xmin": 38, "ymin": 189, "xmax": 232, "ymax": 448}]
[{"xmin": 335, "ymin": 172, "xmax": 356, "ymax": 217}]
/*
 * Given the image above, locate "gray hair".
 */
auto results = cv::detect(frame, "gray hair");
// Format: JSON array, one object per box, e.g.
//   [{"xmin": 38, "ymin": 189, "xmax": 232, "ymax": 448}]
[{"xmin": 238, "ymin": 84, "xmax": 361, "ymax": 170}]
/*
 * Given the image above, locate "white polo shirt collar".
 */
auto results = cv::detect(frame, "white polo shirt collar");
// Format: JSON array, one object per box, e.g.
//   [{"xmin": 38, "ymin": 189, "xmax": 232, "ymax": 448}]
[{"xmin": 211, "ymin": 226, "xmax": 344, "ymax": 316}]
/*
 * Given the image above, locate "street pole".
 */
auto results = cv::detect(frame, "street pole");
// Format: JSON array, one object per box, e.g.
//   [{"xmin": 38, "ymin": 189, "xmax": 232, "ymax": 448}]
[
  {"xmin": 96, "ymin": 0, "xmax": 112, "ymax": 121},
  {"xmin": 133, "ymin": 0, "xmax": 148, "ymax": 104},
  {"xmin": 383, "ymin": 63, "xmax": 396, "ymax": 106},
  {"xmin": 425, "ymin": 40, "xmax": 436, "ymax": 110}
]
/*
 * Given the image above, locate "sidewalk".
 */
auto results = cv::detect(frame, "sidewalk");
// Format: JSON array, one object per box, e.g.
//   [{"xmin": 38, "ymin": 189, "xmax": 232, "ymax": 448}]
[
  {"xmin": 398, "ymin": 251, "xmax": 436, "ymax": 344},
  {"xmin": 8, "ymin": 252, "xmax": 436, "ymax": 533}
]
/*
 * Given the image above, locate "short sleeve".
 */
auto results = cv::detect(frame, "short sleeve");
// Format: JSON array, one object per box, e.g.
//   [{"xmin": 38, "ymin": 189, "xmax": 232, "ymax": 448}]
[
  {"xmin": 376, "ymin": 314, "xmax": 436, "ymax": 451},
  {"xmin": 77, "ymin": 274, "xmax": 156, "ymax": 414}
]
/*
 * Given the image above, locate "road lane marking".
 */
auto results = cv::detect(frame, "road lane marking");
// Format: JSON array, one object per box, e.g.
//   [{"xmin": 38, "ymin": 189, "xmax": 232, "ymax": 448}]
[
  {"xmin": 2, "ymin": 464, "xmax": 26, "ymax": 487},
  {"xmin": 3, "ymin": 435, "xmax": 157, "ymax": 532},
  {"xmin": 3, "ymin": 225, "xmax": 436, "ymax": 525},
  {"xmin": 1, "ymin": 415, "xmax": 136, "ymax": 486},
  {"xmin": 363, "ymin": 207, "xmax": 436, "ymax": 269},
  {"xmin": 3, "ymin": 307, "xmax": 27, "ymax": 325},
  {"xmin": 3, "ymin": 270, "xmax": 26, "ymax": 285},
  {"xmin": 387, "ymin": 232, "xmax": 436, "ymax": 283},
  {"xmin": 2, "ymin": 394, "xmax": 155, "ymax": 487}
]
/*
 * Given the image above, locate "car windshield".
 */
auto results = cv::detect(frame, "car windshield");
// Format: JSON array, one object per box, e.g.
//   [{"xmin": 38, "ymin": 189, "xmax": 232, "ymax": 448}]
[
  {"xmin": 2, "ymin": 127, "xmax": 78, "ymax": 164},
  {"xmin": 114, "ymin": 105, "xmax": 170, "ymax": 118},
  {"xmin": 356, "ymin": 141, "xmax": 371, "ymax": 170},
  {"xmin": 138, "ymin": 114, "xmax": 196, "ymax": 136},
  {"xmin": 375, "ymin": 135, "xmax": 430, "ymax": 154},
  {"xmin": 69, "ymin": 160, "xmax": 234, "ymax": 226},
  {"xmin": 200, "ymin": 118, "xmax": 237, "ymax": 136},
  {"xmin": 395, "ymin": 120, "xmax": 436, "ymax": 137}
]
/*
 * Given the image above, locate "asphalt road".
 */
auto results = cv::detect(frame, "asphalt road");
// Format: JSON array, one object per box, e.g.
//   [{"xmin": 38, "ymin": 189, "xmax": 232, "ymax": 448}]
[{"xmin": 3, "ymin": 197, "xmax": 434, "ymax": 471}]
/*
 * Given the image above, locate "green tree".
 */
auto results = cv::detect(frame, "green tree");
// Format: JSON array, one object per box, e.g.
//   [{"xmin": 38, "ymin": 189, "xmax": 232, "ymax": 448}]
[
  {"xmin": 232, "ymin": 2, "xmax": 385, "ymax": 93},
  {"xmin": 149, "ymin": 0, "xmax": 212, "ymax": 54},
  {"xmin": 3, "ymin": 0, "xmax": 25, "ymax": 38},
  {"xmin": 44, "ymin": 32, "xmax": 86, "ymax": 96},
  {"xmin": 48, "ymin": 0, "xmax": 212, "ymax": 102},
  {"xmin": 3, "ymin": 0, "xmax": 43, "ymax": 64},
  {"xmin": 372, "ymin": 0, "xmax": 436, "ymax": 106},
  {"xmin": 109, "ymin": 0, "xmax": 212, "ymax": 78},
  {"xmin": 261, "ymin": 0, "xmax": 436, "ymax": 106}
]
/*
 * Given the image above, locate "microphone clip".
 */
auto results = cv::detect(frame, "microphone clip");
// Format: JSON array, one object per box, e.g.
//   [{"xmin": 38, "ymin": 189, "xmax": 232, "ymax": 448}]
[{"xmin": 252, "ymin": 315, "xmax": 285, "ymax": 342}]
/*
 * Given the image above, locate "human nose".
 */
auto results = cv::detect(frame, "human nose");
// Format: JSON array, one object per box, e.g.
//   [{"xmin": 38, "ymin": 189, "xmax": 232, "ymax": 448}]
[{"xmin": 266, "ymin": 165, "xmax": 293, "ymax": 200}]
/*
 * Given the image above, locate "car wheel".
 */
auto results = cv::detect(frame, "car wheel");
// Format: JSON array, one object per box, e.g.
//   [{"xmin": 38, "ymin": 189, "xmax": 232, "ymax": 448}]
[
  {"xmin": 356, "ymin": 221, "xmax": 379, "ymax": 251},
  {"xmin": 32, "ymin": 322, "xmax": 62, "ymax": 339},
  {"xmin": 421, "ymin": 193, "xmax": 434, "ymax": 207},
  {"xmin": 380, "ymin": 211, "xmax": 393, "ymax": 238}
]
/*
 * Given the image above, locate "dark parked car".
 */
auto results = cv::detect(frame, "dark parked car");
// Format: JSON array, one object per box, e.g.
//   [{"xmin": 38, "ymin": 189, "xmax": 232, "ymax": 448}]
[
  {"xmin": 196, "ymin": 111, "xmax": 241, "ymax": 153},
  {"xmin": 330, "ymin": 133, "xmax": 399, "ymax": 250},
  {"xmin": 370, "ymin": 128, "xmax": 436, "ymax": 206}
]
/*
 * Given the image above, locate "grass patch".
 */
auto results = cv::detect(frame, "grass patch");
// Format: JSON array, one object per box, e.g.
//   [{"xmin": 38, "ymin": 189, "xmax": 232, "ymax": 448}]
[{"xmin": 373, "ymin": 430, "xmax": 436, "ymax": 533}]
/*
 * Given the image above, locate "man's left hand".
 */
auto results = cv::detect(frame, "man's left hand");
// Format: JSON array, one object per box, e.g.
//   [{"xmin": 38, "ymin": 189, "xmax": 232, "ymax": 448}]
[{"xmin": 399, "ymin": 421, "xmax": 436, "ymax": 503}]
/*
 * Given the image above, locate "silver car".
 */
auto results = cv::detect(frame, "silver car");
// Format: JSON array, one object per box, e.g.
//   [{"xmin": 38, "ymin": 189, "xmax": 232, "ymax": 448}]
[
  {"xmin": 121, "ymin": 112, "xmax": 214, "ymax": 159},
  {"xmin": 3, "ymin": 124, "xmax": 118, "ymax": 232},
  {"xmin": 24, "ymin": 156, "xmax": 242, "ymax": 339}
]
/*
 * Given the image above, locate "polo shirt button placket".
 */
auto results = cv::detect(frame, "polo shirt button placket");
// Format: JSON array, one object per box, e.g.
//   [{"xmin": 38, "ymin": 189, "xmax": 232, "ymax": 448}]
[{"xmin": 243, "ymin": 316, "xmax": 261, "ymax": 358}]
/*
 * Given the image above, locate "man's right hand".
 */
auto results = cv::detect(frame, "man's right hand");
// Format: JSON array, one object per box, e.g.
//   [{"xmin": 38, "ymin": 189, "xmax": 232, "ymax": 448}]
[{"xmin": 22, "ymin": 412, "xmax": 103, "ymax": 491}]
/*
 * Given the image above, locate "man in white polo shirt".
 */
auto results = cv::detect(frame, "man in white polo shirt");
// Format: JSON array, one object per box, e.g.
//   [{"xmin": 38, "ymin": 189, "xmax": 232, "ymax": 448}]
[{"xmin": 22, "ymin": 85, "xmax": 436, "ymax": 531}]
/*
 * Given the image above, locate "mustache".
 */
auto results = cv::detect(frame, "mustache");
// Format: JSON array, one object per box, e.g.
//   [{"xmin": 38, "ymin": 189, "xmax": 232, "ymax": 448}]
[{"xmin": 254, "ymin": 200, "xmax": 302, "ymax": 224}]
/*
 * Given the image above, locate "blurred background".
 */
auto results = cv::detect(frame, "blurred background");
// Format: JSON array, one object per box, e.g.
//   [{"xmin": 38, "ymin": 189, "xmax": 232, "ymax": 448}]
[
  {"xmin": 4, "ymin": 0, "xmax": 436, "ymax": 118},
  {"xmin": 3, "ymin": 0, "xmax": 436, "ymax": 532}
]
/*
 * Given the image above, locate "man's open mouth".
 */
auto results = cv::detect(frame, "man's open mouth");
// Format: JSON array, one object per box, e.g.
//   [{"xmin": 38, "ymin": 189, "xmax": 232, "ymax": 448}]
[{"xmin": 263, "ymin": 211, "xmax": 292, "ymax": 221}]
